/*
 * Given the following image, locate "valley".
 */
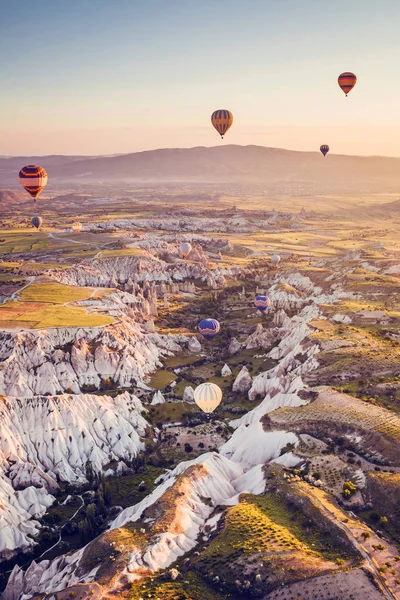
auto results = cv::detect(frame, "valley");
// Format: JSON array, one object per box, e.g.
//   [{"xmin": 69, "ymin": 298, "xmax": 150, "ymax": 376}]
[{"xmin": 0, "ymin": 183, "xmax": 400, "ymax": 600}]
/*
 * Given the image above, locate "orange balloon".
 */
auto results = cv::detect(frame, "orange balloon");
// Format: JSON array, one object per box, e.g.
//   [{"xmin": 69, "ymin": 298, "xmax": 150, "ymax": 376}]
[
  {"xmin": 19, "ymin": 165, "xmax": 48, "ymax": 201},
  {"xmin": 211, "ymin": 110, "xmax": 233, "ymax": 139},
  {"xmin": 338, "ymin": 72, "xmax": 357, "ymax": 96}
]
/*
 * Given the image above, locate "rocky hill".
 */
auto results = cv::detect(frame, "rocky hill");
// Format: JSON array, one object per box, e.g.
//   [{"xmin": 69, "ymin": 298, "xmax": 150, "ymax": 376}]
[{"xmin": 2, "ymin": 145, "xmax": 400, "ymax": 192}]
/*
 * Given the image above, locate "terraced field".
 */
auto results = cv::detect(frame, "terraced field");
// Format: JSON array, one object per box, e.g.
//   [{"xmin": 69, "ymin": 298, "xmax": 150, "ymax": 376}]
[{"xmin": 268, "ymin": 387, "xmax": 400, "ymax": 465}]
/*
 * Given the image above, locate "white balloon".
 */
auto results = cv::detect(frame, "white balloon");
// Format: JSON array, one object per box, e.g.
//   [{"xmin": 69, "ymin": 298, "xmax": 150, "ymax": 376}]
[
  {"xmin": 180, "ymin": 242, "xmax": 192, "ymax": 258},
  {"xmin": 193, "ymin": 382, "xmax": 222, "ymax": 414}
]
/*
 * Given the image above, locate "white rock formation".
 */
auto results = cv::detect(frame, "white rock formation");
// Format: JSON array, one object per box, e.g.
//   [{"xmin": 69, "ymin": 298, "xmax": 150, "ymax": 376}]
[
  {"xmin": 188, "ymin": 336, "xmax": 201, "ymax": 353},
  {"xmin": 49, "ymin": 255, "xmax": 227, "ymax": 289},
  {"xmin": 244, "ymin": 323, "xmax": 277, "ymax": 350},
  {"xmin": 182, "ymin": 386, "xmax": 195, "ymax": 403},
  {"xmin": 0, "ymin": 319, "xmax": 184, "ymax": 397},
  {"xmin": 221, "ymin": 364, "xmax": 232, "ymax": 377},
  {"xmin": 228, "ymin": 337, "xmax": 241, "ymax": 355},
  {"xmin": 332, "ymin": 313, "xmax": 352, "ymax": 324},
  {"xmin": 0, "ymin": 391, "xmax": 148, "ymax": 559},
  {"xmin": 232, "ymin": 366, "xmax": 253, "ymax": 393},
  {"xmin": 220, "ymin": 423, "xmax": 298, "ymax": 470},
  {"xmin": 151, "ymin": 391, "xmax": 165, "ymax": 405}
]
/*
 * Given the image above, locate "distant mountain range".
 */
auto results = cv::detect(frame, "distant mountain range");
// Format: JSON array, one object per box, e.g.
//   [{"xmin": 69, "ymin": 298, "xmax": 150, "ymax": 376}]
[{"xmin": 1, "ymin": 145, "xmax": 400, "ymax": 193}]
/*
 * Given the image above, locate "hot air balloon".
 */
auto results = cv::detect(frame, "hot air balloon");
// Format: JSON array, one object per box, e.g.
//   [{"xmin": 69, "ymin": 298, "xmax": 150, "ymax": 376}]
[
  {"xmin": 180, "ymin": 241, "xmax": 192, "ymax": 258},
  {"xmin": 338, "ymin": 72, "xmax": 357, "ymax": 96},
  {"xmin": 72, "ymin": 222, "xmax": 82, "ymax": 233},
  {"xmin": 19, "ymin": 165, "xmax": 48, "ymax": 201},
  {"xmin": 198, "ymin": 318, "xmax": 220, "ymax": 341},
  {"xmin": 271, "ymin": 254, "xmax": 280, "ymax": 266},
  {"xmin": 320, "ymin": 144, "xmax": 329, "ymax": 157},
  {"xmin": 31, "ymin": 216, "xmax": 43, "ymax": 229},
  {"xmin": 255, "ymin": 295, "xmax": 271, "ymax": 312},
  {"xmin": 211, "ymin": 110, "xmax": 233, "ymax": 139},
  {"xmin": 194, "ymin": 382, "xmax": 222, "ymax": 414}
]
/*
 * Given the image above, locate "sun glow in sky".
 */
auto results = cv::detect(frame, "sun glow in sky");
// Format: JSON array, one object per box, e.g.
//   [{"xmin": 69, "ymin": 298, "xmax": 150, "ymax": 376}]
[{"xmin": 2, "ymin": 0, "xmax": 400, "ymax": 156}]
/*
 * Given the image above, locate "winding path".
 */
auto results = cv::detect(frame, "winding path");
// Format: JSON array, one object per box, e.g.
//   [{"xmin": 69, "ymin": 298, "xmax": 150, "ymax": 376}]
[
  {"xmin": 38, "ymin": 495, "xmax": 85, "ymax": 561},
  {"xmin": 9, "ymin": 276, "xmax": 36, "ymax": 302},
  {"xmin": 310, "ymin": 493, "xmax": 397, "ymax": 600}
]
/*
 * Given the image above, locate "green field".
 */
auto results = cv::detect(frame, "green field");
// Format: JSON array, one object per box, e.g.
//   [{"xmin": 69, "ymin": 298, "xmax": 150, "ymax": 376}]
[
  {"xmin": 0, "ymin": 302, "xmax": 114, "ymax": 329},
  {"xmin": 19, "ymin": 281, "xmax": 102, "ymax": 303}
]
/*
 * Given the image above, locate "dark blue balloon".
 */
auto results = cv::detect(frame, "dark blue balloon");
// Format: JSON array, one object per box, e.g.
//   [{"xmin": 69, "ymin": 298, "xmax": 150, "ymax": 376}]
[
  {"xmin": 198, "ymin": 318, "xmax": 220, "ymax": 341},
  {"xmin": 255, "ymin": 295, "xmax": 271, "ymax": 312},
  {"xmin": 31, "ymin": 216, "xmax": 43, "ymax": 229}
]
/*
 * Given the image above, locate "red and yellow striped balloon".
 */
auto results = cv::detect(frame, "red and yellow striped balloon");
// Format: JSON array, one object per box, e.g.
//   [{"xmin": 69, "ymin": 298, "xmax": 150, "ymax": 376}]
[
  {"xmin": 19, "ymin": 165, "xmax": 48, "ymax": 201},
  {"xmin": 72, "ymin": 222, "xmax": 82, "ymax": 233},
  {"xmin": 211, "ymin": 109, "xmax": 233, "ymax": 139},
  {"xmin": 338, "ymin": 72, "xmax": 357, "ymax": 96}
]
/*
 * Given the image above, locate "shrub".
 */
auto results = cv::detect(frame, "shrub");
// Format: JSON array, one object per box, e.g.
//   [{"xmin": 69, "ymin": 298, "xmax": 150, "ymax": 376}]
[{"xmin": 342, "ymin": 481, "xmax": 357, "ymax": 498}]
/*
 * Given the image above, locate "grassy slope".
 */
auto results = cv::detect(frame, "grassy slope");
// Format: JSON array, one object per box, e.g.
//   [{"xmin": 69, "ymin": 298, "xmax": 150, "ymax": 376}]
[{"xmin": 192, "ymin": 490, "xmax": 356, "ymax": 596}]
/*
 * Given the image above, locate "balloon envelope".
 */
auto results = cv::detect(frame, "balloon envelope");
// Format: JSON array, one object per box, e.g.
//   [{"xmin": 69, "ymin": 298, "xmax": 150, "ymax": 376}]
[
  {"xmin": 255, "ymin": 295, "xmax": 271, "ymax": 312},
  {"xmin": 338, "ymin": 72, "xmax": 357, "ymax": 96},
  {"xmin": 198, "ymin": 318, "xmax": 220, "ymax": 341},
  {"xmin": 31, "ymin": 216, "xmax": 43, "ymax": 229},
  {"xmin": 211, "ymin": 109, "xmax": 233, "ymax": 139},
  {"xmin": 19, "ymin": 165, "xmax": 48, "ymax": 200},
  {"xmin": 72, "ymin": 222, "xmax": 82, "ymax": 233},
  {"xmin": 194, "ymin": 382, "xmax": 222, "ymax": 414},
  {"xmin": 320, "ymin": 144, "xmax": 329, "ymax": 157},
  {"xmin": 180, "ymin": 242, "xmax": 192, "ymax": 257},
  {"xmin": 271, "ymin": 254, "xmax": 280, "ymax": 265}
]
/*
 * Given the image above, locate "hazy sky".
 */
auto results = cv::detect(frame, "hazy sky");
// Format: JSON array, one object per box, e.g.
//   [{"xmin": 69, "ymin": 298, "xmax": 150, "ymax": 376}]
[{"xmin": 2, "ymin": 0, "xmax": 400, "ymax": 156}]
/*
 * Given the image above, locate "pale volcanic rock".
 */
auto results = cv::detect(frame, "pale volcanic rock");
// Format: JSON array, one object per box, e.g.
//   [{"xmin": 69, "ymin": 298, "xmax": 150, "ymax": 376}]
[
  {"xmin": 220, "ymin": 423, "xmax": 299, "ymax": 470},
  {"xmin": 221, "ymin": 363, "xmax": 232, "ymax": 377},
  {"xmin": 269, "ymin": 321, "xmax": 313, "ymax": 361},
  {"xmin": 248, "ymin": 371, "xmax": 304, "ymax": 403},
  {"xmin": 151, "ymin": 390, "xmax": 165, "ymax": 405},
  {"xmin": 183, "ymin": 386, "xmax": 195, "ymax": 403},
  {"xmin": 385, "ymin": 264, "xmax": 400, "ymax": 275},
  {"xmin": 272, "ymin": 309, "xmax": 291, "ymax": 327},
  {"xmin": 244, "ymin": 323, "xmax": 278, "ymax": 350},
  {"xmin": 49, "ymin": 255, "xmax": 227, "ymax": 289},
  {"xmin": 234, "ymin": 387, "xmax": 307, "ymax": 429},
  {"xmin": 188, "ymin": 336, "xmax": 202, "ymax": 353},
  {"xmin": 272, "ymin": 451, "xmax": 302, "ymax": 467},
  {"xmin": 228, "ymin": 337, "xmax": 241, "ymax": 355},
  {"xmin": 0, "ymin": 391, "xmax": 149, "ymax": 558},
  {"xmin": 0, "ymin": 391, "xmax": 148, "ymax": 482},
  {"xmin": 0, "ymin": 319, "xmax": 184, "ymax": 397},
  {"xmin": 145, "ymin": 319, "xmax": 156, "ymax": 333},
  {"xmin": 268, "ymin": 305, "xmax": 320, "ymax": 361},
  {"xmin": 0, "ymin": 473, "xmax": 56, "ymax": 562},
  {"xmin": 332, "ymin": 313, "xmax": 352, "ymax": 324},
  {"xmin": 232, "ymin": 366, "xmax": 253, "ymax": 393},
  {"xmin": 8, "ymin": 462, "xmax": 59, "ymax": 495}
]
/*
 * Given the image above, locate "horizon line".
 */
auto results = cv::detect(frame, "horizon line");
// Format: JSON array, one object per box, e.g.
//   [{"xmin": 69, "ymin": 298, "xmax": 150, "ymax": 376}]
[{"xmin": 2, "ymin": 144, "xmax": 400, "ymax": 161}]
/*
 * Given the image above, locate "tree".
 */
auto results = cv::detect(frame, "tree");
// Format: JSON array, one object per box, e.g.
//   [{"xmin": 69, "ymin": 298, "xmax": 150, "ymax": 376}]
[
  {"xmin": 342, "ymin": 481, "xmax": 357, "ymax": 498},
  {"xmin": 86, "ymin": 503, "xmax": 96, "ymax": 528},
  {"xmin": 85, "ymin": 460, "xmax": 95, "ymax": 484}
]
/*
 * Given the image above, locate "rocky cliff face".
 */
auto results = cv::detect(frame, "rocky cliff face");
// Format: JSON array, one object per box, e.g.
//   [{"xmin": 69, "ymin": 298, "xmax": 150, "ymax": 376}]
[
  {"xmin": 0, "ymin": 391, "xmax": 149, "ymax": 561},
  {"xmin": 86, "ymin": 213, "xmax": 297, "ymax": 234},
  {"xmin": 49, "ymin": 255, "xmax": 228, "ymax": 289},
  {"xmin": 0, "ymin": 319, "xmax": 185, "ymax": 397}
]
